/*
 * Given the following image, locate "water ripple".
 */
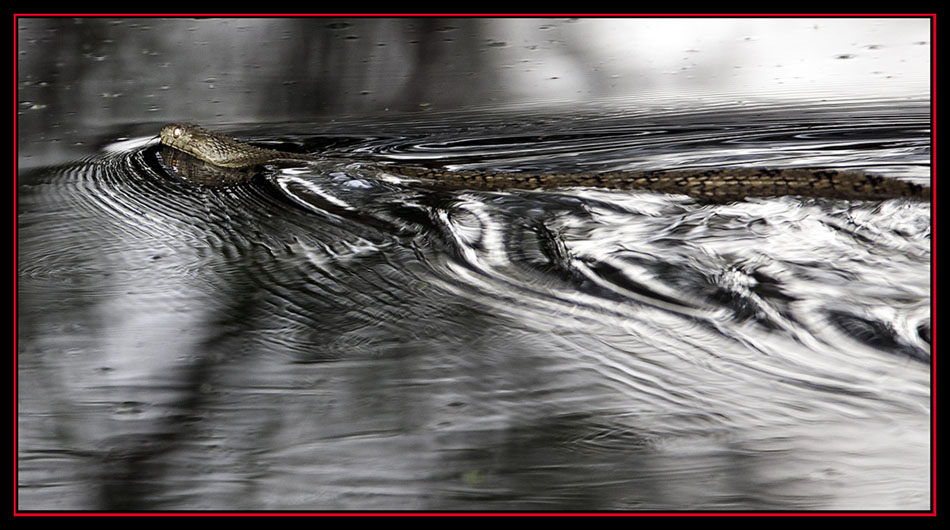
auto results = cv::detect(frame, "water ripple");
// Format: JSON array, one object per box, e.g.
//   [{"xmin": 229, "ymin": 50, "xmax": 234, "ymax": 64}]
[{"xmin": 17, "ymin": 96, "xmax": 932, "ymax": 510}]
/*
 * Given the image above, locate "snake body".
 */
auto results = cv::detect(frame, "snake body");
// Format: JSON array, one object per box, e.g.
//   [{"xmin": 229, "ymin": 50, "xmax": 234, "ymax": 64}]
[{"xmin": 159, "ymin": 123, "xmax": 931, "ymax": 202}]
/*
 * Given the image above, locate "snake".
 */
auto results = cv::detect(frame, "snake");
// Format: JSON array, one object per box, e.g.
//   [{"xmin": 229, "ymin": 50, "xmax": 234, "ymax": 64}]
[{"xmin": 159, "ymin": 123, "xmax": 931, "ymax": 203}]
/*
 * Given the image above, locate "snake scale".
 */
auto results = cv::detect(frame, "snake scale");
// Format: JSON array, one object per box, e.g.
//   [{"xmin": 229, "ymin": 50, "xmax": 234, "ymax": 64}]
[{"xmin": 159, "ymin": 123, "xmax": 931, "ymax": 203}]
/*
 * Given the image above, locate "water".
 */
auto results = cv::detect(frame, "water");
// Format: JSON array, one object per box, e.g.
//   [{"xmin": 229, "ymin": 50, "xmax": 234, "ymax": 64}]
[{"xmin": 16, "ymin": 97, "xmax": 932, "ymax": 511}]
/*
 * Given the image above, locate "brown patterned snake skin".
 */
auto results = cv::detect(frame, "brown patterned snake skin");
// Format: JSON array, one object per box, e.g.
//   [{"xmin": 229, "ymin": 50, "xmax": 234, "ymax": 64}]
[{"xmin": 159, "ymin": 123, "xmax": 931, "ymax": 203}]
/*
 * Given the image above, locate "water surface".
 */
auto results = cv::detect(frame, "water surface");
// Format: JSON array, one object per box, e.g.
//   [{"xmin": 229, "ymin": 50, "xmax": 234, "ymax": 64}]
[{"xmin": 16, "ymin": 97, "xmax": 932, "ymax": 511}]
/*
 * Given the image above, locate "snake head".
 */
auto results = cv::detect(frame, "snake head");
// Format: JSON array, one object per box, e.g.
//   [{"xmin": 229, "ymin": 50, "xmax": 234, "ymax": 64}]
[
  {"xmin": 159, "ymin": 123, "xmax": 238, "ymax": 167},
  {"xmin": 159, "ymin": 123, "xmax": 244, "ymax": 167},
  {"xmin": 159, "ymin": 123, "xmax": 200, "ymax": 148},
  {"xmin": 159, "ymin": 123, "xmax": 286, "ymax": 169}
]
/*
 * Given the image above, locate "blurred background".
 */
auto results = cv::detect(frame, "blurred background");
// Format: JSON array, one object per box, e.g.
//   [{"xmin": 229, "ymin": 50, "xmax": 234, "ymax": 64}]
[{"xmin": 16, "ymin": 16, "xmax": 931, "ymax": 167}]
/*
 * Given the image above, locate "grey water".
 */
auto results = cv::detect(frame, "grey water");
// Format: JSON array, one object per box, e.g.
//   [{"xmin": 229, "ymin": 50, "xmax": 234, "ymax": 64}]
[
  {"xmin": 16, "ymin": 98, "xmax": 932, "ymax": 512},
  {"xmin": 16, "ymin": 16, "xmax": 932, "ymax": 512}
]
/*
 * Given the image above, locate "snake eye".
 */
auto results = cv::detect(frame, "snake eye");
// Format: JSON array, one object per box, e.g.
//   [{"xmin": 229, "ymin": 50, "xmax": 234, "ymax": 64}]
[{"xmin": 173, "ymin": 126, "xmax": 183, "ymax": 138}]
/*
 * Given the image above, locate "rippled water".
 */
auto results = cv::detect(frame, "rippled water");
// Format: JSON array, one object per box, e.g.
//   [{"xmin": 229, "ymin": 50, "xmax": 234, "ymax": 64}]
[{"xmin": 16, "ymin": 97, "xmax": 932, "ymax": 511}]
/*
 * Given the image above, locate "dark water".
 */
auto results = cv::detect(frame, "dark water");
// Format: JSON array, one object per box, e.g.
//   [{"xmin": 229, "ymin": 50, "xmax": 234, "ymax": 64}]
[{"xmin": 16, "ymin": 97, "xmax": 932, "ymax": 511}]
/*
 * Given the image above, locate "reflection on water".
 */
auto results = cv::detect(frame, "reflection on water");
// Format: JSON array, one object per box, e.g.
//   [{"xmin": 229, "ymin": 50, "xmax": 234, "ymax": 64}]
[
  {"xmin": 16, "ymin": 17, "xmax": 930, "ymax": 167},
  {"xmin": 16, "ymin": 97, "xmax": 931, "ymax": 511}
]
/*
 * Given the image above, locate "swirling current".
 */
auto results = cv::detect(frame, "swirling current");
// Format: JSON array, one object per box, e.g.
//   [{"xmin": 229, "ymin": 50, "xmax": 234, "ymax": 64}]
[{"xmin": 16, "ymin": 97, "xmax": 932, "ymax": 511}]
